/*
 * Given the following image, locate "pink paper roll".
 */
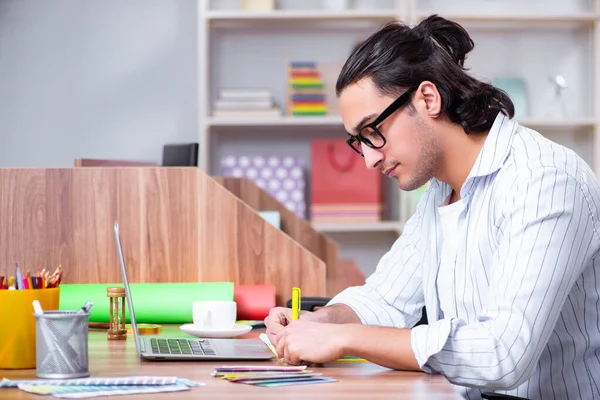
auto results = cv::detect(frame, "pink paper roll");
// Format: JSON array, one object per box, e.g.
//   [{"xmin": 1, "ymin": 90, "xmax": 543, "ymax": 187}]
[{"xmin": 234, "ymin": 284, "xmax": 276, "ymax": 321}]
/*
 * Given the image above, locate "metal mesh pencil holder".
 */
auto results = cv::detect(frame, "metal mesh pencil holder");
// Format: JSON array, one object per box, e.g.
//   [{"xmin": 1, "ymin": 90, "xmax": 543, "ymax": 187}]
[{"xmin": 35, "ymin": 310, "xmax": 90, "ymax": 379}]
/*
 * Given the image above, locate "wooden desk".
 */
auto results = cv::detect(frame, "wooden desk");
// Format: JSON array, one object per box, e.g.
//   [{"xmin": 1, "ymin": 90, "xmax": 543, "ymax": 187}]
[{"xmin": 1, "ymin": 326, "xmax": 462, "ymax": 399}]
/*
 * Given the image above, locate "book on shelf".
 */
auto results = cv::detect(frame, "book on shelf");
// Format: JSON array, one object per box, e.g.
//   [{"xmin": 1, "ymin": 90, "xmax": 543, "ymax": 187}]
[
  {"xmin": 212, "ymin": 108, "xmax": 282, "ymax": 118},
  {"xmin": 213, "ymin": 88, "xmax": 281, "ymax": 118},
  {"xmin": 311, "ymin": 216, "xmax": 385, "ymax": 224},
  {"xmin": 219, "ymin": 88, "xmax": 273, "ymax": 101},
  {"xmin": 215, "ymin": 99, "xmax": 274, "ymax": 109},
  {"xmin": 287, "ymin": 61, "xmax": 328, "ymax": 117}
]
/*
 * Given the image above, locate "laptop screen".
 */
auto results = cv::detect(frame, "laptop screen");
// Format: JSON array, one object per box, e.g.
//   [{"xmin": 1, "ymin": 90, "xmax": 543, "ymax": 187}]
[{"xmin": 113, "ymin": 221, "xmax": 142, "ymax": 355}]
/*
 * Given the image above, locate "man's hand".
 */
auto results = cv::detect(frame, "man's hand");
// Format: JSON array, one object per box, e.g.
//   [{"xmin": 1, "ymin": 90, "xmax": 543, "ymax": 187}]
[
  {"xmin": 274, "ymin": 320, "xmax": 348, "ymax": 365},
  {"xmin": 264, "ymin": 303, "xmax": 362, "ymax": 347},
  {"xmin": 264, "ymin": 307, "xmax": 313, "ymax": 346}
]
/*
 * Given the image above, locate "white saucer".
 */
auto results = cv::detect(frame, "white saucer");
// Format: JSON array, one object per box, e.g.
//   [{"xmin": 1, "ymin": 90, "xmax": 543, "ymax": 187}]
[{"xmin": 179, "ymin": 323, "xmax": 253, "ymax": 338}]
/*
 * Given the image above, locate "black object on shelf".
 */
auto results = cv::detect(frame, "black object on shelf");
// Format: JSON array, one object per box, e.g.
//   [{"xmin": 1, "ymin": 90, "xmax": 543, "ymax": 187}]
[{"xmin": 162, "ymin": 143, "xmax": 199, "ymax": 167}]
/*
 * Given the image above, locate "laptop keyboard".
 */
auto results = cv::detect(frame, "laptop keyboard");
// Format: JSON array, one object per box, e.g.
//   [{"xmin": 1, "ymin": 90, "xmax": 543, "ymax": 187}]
[{"xmin": 149, "ymin": 338, "xmax": 216, "ymax": 356}]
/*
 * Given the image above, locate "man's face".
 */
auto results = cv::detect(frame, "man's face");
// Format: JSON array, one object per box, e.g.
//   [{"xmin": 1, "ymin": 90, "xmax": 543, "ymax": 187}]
[{"xmin": 339, "ymin": 78, "xmax": 442, "ymax": 191}]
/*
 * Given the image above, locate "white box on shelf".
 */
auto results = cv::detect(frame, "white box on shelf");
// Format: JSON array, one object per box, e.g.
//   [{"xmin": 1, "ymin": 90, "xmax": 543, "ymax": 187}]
[{"xmin": 241, "ymin": 0, "xmax": 275, "ymax": 12}]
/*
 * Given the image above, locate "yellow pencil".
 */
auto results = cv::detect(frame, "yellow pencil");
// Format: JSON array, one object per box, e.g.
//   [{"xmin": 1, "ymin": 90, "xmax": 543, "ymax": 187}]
[
  {"xmin": 291, "ymin": 287, "xmax": 301, "ymax": 321},
  {"xmin": 335, "ymin": 356, "xmax": 368, "ymax": 363}
]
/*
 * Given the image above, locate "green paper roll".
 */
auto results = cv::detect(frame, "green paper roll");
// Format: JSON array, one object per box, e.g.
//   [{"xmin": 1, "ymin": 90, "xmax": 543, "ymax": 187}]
[{"xmin": 58, "ymin": 282, "xmax": 234, "ymax": 324}]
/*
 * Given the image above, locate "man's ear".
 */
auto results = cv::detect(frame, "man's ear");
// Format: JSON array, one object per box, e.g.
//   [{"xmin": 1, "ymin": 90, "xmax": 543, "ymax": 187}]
[{"xmin": 414, "ymin": 81, "xmax": 442, "ymax": 118}]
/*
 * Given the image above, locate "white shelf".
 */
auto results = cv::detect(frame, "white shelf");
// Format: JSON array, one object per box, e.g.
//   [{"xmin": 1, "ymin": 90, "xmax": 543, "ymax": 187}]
[
  {"xmin": 519, "ymin": 118, "xmax": 597, "ymax": 130},
  {"xmin": 206, "ymin": 9, "xmax": 400, "ymax": 23},
  {"xmin": 312, "ymin": 221, "xmax": 404, "ymax": 234},
  {"xmin": 207, "ymin": 115, "xmax": 343, "ymax": 127},
  {"xmin": 201, "ymin": 0, "xmax": 600, "ymax": 275},
  {"xmin": 207, "ymin": 9, "xmax": 598, "ymax": 25},
  {"xmin": 415, "ymin": 11, "xmax": 599, "ymax": 24},
  {"xmin": 207, "ymin": 115, "xmax": 596, "ymax": 131}
]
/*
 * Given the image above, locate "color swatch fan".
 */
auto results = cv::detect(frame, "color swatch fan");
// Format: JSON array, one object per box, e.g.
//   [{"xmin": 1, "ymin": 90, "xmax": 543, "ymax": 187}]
[
  {"xmin": 212, "ymin": 365, "xmax": 336, "ymax": 387},
  {"xmin": 287, "ymin": 61, "xmax": 328, "ymax": 117}
]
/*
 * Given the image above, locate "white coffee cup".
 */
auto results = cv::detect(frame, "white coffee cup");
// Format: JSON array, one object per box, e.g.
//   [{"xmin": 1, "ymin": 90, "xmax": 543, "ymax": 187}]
[{"xmin": 192, "ymin": 300, "xmax": 237, "ymax": 330}]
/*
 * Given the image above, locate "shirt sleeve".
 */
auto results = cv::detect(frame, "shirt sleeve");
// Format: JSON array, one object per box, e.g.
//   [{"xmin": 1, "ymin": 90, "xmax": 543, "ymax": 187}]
[
  {"xmin": 326, "ymin": 188, "xmax": 429, "ymax": 329},
  {"xmin": 410, "ymin": 166, "xmax": 600, "ymax": 390}
]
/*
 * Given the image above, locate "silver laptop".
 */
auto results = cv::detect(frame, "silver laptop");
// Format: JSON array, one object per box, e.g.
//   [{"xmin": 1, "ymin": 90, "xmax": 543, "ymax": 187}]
[{"xmin": 113, "ymin": 221, "xmax": 275, "ymax": 361}]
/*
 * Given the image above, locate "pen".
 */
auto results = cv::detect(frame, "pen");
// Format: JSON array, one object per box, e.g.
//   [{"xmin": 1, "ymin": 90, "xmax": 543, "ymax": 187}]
[
  {"xmin": 15, "ymin": 264, "xmax": 22, "ymax": 290},
  {"xmin": 291, "ymin": 287, "xmax": 301, "ymax": 321},
  {"xmin": 259, "ymin": 333, "xmax": 283, "ymax": 362}
]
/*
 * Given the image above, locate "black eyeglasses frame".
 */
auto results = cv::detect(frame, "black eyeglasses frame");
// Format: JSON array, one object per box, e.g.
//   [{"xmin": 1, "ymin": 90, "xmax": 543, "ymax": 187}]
[{"xmin": 346, "ymin": 87, "xmax": 418, "ymax": 157}]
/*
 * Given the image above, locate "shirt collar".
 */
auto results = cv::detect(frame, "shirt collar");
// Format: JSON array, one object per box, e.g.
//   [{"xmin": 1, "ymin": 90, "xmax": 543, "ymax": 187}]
[
  {"xmin": 428, "ymin": 112, "xmax": 517, "ymax": 198},
  {"xmin": 466, "ymin": 112, "xmax": 517, "ymax": 180}
]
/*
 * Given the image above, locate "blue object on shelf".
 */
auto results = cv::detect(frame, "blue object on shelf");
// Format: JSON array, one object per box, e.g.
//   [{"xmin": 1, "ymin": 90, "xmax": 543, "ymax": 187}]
[
  {"xmin": 492, "ymin": 77, "xmax": 529, "ymax": 118},
  {"xmin": 258, "ymin": 211, "xmax": 281, "ymax": 229}
]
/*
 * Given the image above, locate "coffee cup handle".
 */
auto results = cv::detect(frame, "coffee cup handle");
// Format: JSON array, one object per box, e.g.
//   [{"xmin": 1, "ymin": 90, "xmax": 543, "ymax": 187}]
[{"xmin": 203, "ymin": 309, "xmax": 212, "ymax": 326}]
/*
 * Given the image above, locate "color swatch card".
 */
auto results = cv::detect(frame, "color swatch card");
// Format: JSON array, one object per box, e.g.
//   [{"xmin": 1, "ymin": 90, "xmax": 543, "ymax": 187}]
[
  {"xmin": 17, "ymin": 383, "xmax": 192, "ymax": 398},
  {"xmin": 212, "ymin": 365, "xmax": 307, "ymax": 373},
  {"xmin": 247, "ymin": 377, "xmax": 337, "ymax": 387},
  {"xmin": 0, "ymin": 376, "xmax": 204, "ymax": 398},
  {"xmin": 212, "ymin": 365, "xmax": 336, "ymax": 387}
]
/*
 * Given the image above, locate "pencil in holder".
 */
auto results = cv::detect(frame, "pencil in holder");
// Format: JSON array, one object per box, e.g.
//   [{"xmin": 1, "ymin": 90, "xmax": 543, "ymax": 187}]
[
  {"xmin": 35, "ymin": 309, "xmax": 90, "ymax": 379},
  {"xmin": 0, "ymin": 287, "xmax": 60, "ymax": 369}
]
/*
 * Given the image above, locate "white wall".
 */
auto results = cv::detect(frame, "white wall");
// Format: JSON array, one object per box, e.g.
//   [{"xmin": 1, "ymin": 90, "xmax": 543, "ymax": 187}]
[
  {"xmin": 0, "ymin": 0, "xmax": 198, "ymax": 167},
  {"xmin": 1, "ymin": 0, "xmax": 595, "ymax": 278}
]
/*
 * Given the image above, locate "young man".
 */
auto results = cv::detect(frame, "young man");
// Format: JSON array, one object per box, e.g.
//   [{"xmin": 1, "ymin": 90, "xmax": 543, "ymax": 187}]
[{"xmin": 264, "ymin": 14, "xmax": 600, "ymax": 400}]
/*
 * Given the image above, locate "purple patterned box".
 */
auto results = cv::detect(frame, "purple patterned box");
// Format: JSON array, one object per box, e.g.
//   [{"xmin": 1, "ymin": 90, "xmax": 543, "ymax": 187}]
[{"xmin": 220, "ymin": 155, "xmax": 306, "ymax": 219}]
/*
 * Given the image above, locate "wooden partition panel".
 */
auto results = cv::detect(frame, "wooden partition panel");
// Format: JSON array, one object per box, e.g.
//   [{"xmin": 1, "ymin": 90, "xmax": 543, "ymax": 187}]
[
  {"xmin": 0, "ymin": 168, "xmax": 326, "ymax": 305},
  {"xmin": 74, "ymin": 158, "xmax": 157, "ymax": 167},
  {"xmin": 213, "ymin": 177, "xmax": 339, "ymax": 293},
  {"xmin": 327, "ymin": 259, "xmax": 366, "ymax": 298}
]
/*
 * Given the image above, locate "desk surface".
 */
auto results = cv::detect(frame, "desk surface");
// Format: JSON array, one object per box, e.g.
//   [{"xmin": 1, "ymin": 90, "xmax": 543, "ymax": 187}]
[{"xmin": 1, "ymin": 325, "xmax": 462, "ymax": 399}]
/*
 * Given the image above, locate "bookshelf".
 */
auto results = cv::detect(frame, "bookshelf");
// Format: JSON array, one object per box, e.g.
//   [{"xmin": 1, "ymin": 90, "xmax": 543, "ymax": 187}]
[
  {"xmin": 198, "ymin": 0, "xmax": 600, "ymax": 275},
  {"xmin": 313, "ymin": 221, "xmax": 404, "ymax": 234},
  {"xmin": 205, "ymin": 9, "xmax": 400, "ymax": 22},
  {"xmin": 413, "ymin": 11, "xmax": 599, "ymax": 24},
  {"xmin": 206, "ymin": 115, "xmax": 597, "ymax": 130}
]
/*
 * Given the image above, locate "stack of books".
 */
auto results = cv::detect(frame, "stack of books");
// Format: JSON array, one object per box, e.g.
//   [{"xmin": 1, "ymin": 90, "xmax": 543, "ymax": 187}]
[
  {"xmin": 212, "ymin": 89, "xmax": 281, "ymax": 118},
  {"xmin": 287, "ymin": 61, "xmax": 327, "ymax": 116},
  {"xmin": 310, "ymin": 204, "xmax": 384, "ymax": 224}
]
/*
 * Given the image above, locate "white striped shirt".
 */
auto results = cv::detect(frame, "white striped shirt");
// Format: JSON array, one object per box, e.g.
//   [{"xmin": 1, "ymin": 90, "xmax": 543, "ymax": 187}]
[{"xmin": 328, "ymin": 113, "xmax": 600, "ymax": 399}]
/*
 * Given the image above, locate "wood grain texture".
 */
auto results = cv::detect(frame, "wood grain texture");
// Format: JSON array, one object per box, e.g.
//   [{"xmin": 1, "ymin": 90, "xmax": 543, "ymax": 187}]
[
  {"xmin": 327, "ymin": 259, "xmax": 366, "ymax": 298},
  {"xmin": 0, "ymin": 168, "xmax": 326, "ymax": 305},
  {"xmin": 0, "ymin": 326, "xmax": 463, "ymax": 399},
  {"xmin": 214, "ymin": 177, "xmax": 339, "ymax": 295}
]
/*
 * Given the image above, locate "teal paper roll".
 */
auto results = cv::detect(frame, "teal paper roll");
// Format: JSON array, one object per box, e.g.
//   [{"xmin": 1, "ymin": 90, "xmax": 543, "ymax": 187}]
[{"xmin": 58, "ymin": 282, "xmax": 234, "ymax": 324}]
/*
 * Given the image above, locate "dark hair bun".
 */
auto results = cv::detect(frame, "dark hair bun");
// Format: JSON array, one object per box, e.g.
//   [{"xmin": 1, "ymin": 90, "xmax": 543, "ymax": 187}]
[{"xmin": 413, "ymin": 15, "xmax": 474, "ymax": 68}]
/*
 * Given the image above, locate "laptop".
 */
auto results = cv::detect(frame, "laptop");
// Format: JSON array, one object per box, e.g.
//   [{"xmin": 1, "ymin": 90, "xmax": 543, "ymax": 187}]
[{"xmin": 113, "ymin": 221, "xmax": 275, "ymax": 361}]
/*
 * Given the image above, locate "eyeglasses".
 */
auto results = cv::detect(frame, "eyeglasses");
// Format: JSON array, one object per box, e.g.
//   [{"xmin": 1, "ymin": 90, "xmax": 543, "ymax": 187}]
[{"xmin": 346, "ymin": 87, "xmax": 417, "ymax": 157}]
